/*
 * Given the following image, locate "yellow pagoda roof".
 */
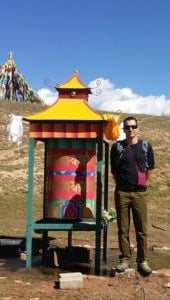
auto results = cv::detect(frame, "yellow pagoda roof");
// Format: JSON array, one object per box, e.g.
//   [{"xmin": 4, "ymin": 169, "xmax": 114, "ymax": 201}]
[
  {"xmin": 24, "ymin": 98, "xmax": 103, "ymax": 121},
  {"xmin": 56, "ymin": 70, "xmax": 90, "ymax": 90}
]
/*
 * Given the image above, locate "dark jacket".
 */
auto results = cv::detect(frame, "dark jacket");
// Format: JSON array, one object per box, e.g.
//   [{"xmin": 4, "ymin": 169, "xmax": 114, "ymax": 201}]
[{"xmin": 110, "ymin": 139, "xmax": 155, "ymax": 192}]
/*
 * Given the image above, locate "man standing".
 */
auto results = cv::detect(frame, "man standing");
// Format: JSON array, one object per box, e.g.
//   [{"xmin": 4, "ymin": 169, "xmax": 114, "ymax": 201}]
[{"xmin": 110, "ymin": 116, "xmax": 154, "ymax": 276}]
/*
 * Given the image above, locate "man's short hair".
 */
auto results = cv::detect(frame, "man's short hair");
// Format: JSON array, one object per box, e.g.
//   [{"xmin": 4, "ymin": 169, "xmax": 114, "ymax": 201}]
[{"xmin": 123, "ymin": 116, "xmax": 138, "ymax": 128}]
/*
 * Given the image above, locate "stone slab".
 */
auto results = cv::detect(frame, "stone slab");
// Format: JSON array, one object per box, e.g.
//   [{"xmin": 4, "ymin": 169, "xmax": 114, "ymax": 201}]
[
  {"xmin": 59, "ymin": 276, "xmax": 83, "ymax": 289},
  {"xmin": 59, "ymin": 272, "xmax": 83, "ymax": 278}
]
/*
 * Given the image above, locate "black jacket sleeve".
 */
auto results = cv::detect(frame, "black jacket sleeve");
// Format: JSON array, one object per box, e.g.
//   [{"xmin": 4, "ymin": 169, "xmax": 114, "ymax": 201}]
[
  {"xmin": 110, "ymin": 142, "xmax": 118, "ymax": 175},
  {"xmin": 147, "ymin": 142, "xmax": 155, "ymax": 170}
]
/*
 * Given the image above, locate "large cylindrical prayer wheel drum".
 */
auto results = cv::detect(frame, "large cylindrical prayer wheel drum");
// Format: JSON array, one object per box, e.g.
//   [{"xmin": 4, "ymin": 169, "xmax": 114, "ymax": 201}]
[{"xmin": 45, "ymin": 139, "xmax": 96, "ymax": 219}]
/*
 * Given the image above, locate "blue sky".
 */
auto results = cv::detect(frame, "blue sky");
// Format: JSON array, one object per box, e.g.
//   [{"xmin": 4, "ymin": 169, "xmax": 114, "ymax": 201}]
[{"xmin": 1, "ymin": 0, "xmax": 170, "ymax": 115}]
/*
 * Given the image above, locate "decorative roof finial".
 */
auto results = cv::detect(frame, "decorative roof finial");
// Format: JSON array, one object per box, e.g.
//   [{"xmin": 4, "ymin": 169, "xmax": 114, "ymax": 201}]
[
  {"xmin": 74, "ymin": 70, "xmax": 78, "ymax": 74},
  {"xmin": 8, "ymin": 51, "xmax": 13, "ymax": 60}
]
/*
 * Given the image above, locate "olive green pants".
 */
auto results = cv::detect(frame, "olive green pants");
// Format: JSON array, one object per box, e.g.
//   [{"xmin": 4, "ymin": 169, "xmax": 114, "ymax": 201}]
[{"xmin": 114, "ymin": 190, "xmax": 148, "ymax": 261}]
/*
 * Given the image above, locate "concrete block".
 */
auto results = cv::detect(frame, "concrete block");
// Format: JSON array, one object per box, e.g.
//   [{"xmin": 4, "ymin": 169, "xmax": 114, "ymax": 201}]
[
  {"xmin": 57, "ymin": 272, "xmax": 84, "ymax": 289},
  {"xmin": 59, "ymin": 272, "xmax": 83, "ymax": 278},
  {"xmin": 59, "ymin": 276, "xmax": 83, "ymax": 289}
]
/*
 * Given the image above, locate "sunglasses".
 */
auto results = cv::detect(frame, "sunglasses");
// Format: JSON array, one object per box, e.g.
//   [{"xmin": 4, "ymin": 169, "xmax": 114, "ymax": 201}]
[{"xmin": 124, "ymin": 125, "xmax": 138, "ymax": 130}]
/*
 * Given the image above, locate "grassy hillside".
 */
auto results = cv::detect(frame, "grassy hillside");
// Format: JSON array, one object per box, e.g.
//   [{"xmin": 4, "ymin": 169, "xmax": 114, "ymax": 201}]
[{"xmin": 0, "ymin": 100, "xmax": 169, "ymax": 247}]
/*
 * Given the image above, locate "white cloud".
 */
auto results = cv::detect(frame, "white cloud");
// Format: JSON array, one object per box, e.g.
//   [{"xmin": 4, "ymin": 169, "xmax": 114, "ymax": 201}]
[
  {"xmin": 88, "ymin": 78, "xmax": 170, "ymax": 116},
  {"xmin": 37, "ymin": 78, "xmax": 170, "ymax": 116},
  {"xmin": 37, "ymin": 88, "xmax": 58, "ymax": 106}
]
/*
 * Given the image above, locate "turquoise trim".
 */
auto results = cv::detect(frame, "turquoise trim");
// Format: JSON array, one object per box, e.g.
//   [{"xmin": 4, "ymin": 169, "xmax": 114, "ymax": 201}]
[
  {"xmin": 95, "ymin": 139, "xmax": 103, "ymax": 275},
  {"xmin": 26, "ymin": 138, "xmax": 35, "ymax": 270},
  {"xmin": 25, "ymin": 137, "xmax": 108, "ymax": 275},
  {"xmin": 47, "ymin": 139, "xmax": 96, "ymax": 150}
]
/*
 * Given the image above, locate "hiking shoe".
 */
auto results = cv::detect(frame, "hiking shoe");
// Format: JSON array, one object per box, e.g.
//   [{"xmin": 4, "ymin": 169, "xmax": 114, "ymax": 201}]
[
  {"xmin": 115, "ymin": 258, "xmax": 130, "ymax": 273},
  {"xmin": 137, "ymin": 260, "xmax": 152, "ymax": 276}
]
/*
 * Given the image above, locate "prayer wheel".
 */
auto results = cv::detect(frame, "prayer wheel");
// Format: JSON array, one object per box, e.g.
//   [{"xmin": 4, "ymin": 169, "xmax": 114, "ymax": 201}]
[{"xmin": 45, "ymin": 139, "xmax": 96, "ymax": 219}]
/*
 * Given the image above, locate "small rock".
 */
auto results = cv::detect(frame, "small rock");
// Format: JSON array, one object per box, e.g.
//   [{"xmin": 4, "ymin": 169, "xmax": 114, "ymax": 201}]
[
  {"xmin": 125, "ymin": 268, "xmax": 135, "ymax": 274},
  {"xmin": 110, "ymin": 267, "xmax": 116, "ymax": 277},
  {"xmin": 164, "ymin": 282, "xmax": 170, "ymax": 288},
  {"xmin": 155, "ymin": 269, "xmax": 170, "ymax": 277},
  {"xmin": 152, "ymin": 246, "xmax": 170, "ymax": 253},
  {"xmin": 152, "ymin": 270, "xmax": 159, "ymax": 275},
  {"xmin": 20, "ymin": 252, "xmax": 27, "ymax": 260},
  {"xmin": 125, "ymin": 268, "xmax": 136, "ymax": 278},
  {"xmin": 14, "ymin": 280, "xmax": 23, "ymax": 284},
  {"xmin": 87, "ymin": 275, "xmax": 107, "ymax": 280}
]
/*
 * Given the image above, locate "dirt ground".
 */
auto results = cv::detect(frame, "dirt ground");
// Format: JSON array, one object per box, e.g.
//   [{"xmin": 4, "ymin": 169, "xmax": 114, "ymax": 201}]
[
  {"xmin": 0, "ymin": 238, "xmax": 170, "ymax": 300},
  {"xmin": 0, "ymin": 274, "xmax": 167, "ymax": 300},
  {"xmin": 0, "ymin": 261, "xmax": 170, "ymax": 300}
]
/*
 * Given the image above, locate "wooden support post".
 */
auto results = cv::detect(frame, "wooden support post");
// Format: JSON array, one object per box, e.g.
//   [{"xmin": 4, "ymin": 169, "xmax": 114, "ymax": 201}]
[
  {"xmin": 26, "ymin": 138, "xmax": 35, "ymax": 270},
  {"xmin": 42, "ymin": 230, "xmax": 49, "ymax": 263},
  {"xmin": 68, "ymin": 231, "xmax": 73, "ymax": 248},
  {"xmin": 42, "ymin": 142, "xmax": 48, "ymax": 263},
  {"xmin": 103, "ymin": 142, "xmax": 109, "ymax": 261},
  {"xmin": 95, "ymin": 139, "xmax": 103, "ymax": 275}
]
